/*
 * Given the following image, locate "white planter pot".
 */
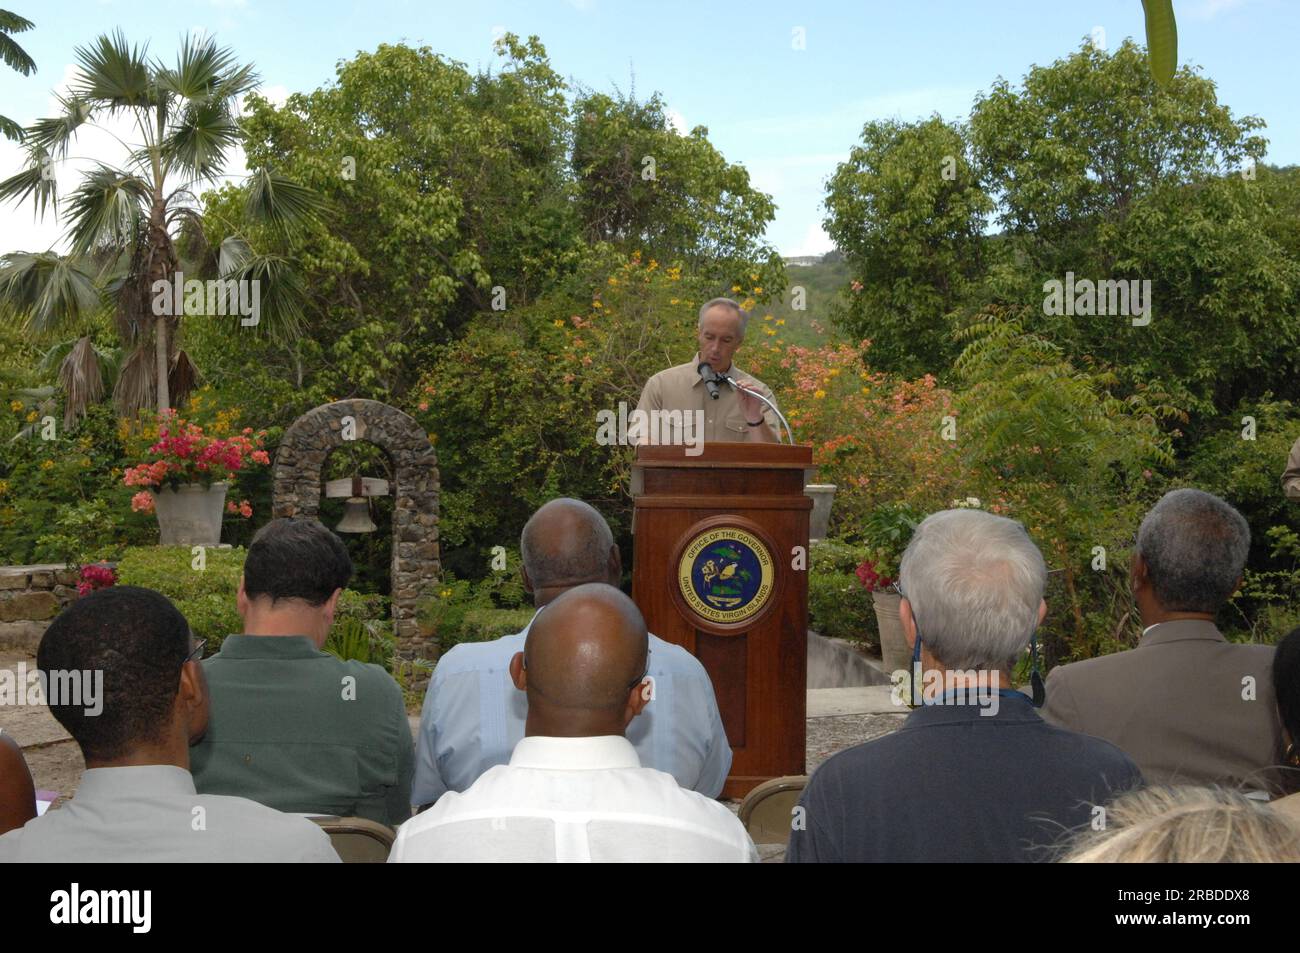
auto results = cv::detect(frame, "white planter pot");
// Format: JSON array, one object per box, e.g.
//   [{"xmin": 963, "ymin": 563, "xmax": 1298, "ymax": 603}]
[
  {"xmin": 804, "ymin": 483, "xmax": 837, "ymax": 541},
  {"xmin": 871, "ymin": 589, "xmax": 911, "ymax": 677},
  {"xmin": 152, "ymin": 482, "xmax": 229, "ymax": 546}
]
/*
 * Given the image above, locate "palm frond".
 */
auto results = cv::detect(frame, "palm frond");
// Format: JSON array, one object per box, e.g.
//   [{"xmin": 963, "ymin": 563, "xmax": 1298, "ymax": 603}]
[
  {"xmin": 57, "ymin": 335, "xmax": 107, "ymax": 427},
  {"xmin": 157, "ymin": 34, "xmax": 257, "ymax": 103},
  {"xmin": 112, "ymin": 342, "xmax": 155, "ymax": 418},
  {"xmin": 164, "ymin": 97, "xmax": 241, "ymax": 182},
  {"xmin": 0, "ymin": 251, "xmax": 103, "ymax": 334},
  {"xmin": 0, "ymin": 14, "xmax": 36, "ymax": 75},
  {"xmin": 243, "ymin": 167, "xmax": 328, "ymax": 237},
  {"xmin": 24, "ymin": 96, "xmax": 91, "ymax": 158},
  {"xmin": 223, "ymin": 251, "xmax": 308, "ymax": 342},
  {"xmin": 167, "ymin": 347, "xmax": 202, "ymax": 409},
  {"xmin": 72, "ymin": 30, "xmax": 152, "ymax": 111},
  {"xmin": 0, "ymin": 113, "xmax": 22, "ymax": 141},
  {"xmin": 63, "ymin": 164, "xmax": 149, "ymax": 256},
  {"xmin": 0, "ymin": 146, "xmax": 57, "ymax": 217}
]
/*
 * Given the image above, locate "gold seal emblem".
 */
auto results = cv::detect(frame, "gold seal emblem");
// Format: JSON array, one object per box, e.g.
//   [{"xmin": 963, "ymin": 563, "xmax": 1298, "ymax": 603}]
[{"xmin": 677, "ymin": 526, "xmax": 775, "ymax": 625}]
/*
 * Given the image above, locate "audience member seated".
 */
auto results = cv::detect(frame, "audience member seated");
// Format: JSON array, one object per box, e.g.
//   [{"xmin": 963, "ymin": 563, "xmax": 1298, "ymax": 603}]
[
  {"xmin": 412, "ymin": 498, "xmax": 731, "ymax": 806},
  {"xmin": 1060, "ymin": 786, "xmax": 1300, "ymax": 862},
  {"xmin": 0, "ymin": 586, "xmax": 339, "ymax": 862},
  {"xmin": 0, "ymin": 732, "xmax": 37, "ymax": 835},
  {"xmin": 191, "ymin": 518, "xmax": 413, "ymax": 827},
  {"xmin": 1268, "ymin": 626, "xmax": 1300, "ymax": 822},
  {"xmin": 391, "ymin": 583, "xmax": 756, "ymax": 862},
  {"xmin": 1043, "ymin": 488, "xmax": 1283, "ymax": 787},
  {"xmin": 787, "ymin": 509, "xmax": 1143, "ymax": 863}
]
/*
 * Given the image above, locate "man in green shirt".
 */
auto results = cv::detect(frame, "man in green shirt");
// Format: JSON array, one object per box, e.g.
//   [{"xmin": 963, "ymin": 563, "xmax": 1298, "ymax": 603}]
[{"xmin": 191, "ymin": 518, "xmax": 414, "ymax": 828}]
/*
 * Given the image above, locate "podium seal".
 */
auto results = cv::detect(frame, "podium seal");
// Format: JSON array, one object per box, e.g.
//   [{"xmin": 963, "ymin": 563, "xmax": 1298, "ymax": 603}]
[{"xmin": 676, "ymin": 526, "xmax": 775, "ymax": 625}]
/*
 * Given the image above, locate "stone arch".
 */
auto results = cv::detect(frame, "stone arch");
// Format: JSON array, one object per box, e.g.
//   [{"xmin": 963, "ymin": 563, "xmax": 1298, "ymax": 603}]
[{"xmin": 272, "ymin": 399, "xmax": 439, "ymax": 654}]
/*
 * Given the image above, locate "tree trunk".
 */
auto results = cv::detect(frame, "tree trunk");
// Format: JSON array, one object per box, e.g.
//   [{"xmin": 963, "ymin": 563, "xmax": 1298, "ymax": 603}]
[{"xmin": 155, "ymin": 313, "xmax": 170, "ymax": 414}]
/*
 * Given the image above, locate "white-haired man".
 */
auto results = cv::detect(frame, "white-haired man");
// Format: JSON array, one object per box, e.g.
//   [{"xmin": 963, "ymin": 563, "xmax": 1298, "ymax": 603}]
[
  {"xmin": 787, "ymin": 509, "xmax": 1142, "ymax": 863},
  {"xmin": 635, "ymin": 297, "xmax": 779, "ymax": 444}
]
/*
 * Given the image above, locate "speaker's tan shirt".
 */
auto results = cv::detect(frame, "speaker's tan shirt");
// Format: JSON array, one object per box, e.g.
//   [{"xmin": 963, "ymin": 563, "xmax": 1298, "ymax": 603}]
[{"xmin": 635, "ymin": 355, "xmax": 779, "ymax": 444}]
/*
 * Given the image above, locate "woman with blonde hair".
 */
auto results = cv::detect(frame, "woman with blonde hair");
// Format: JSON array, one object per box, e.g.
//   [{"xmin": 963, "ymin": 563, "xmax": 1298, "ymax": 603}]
[{"xmin": 1061, "ymin": 786, "xmax": 1300, "ymax": 863}]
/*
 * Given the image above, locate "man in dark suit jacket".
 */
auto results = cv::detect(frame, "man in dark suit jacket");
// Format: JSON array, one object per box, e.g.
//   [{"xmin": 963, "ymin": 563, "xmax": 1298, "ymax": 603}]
[
  {"xmin": 788, "ymin": 509, "xmax": 1142, "ymax": 863},
  {"xmin": 1043, "ymin": 488, "xmax": 1283, "ymax": 789}
]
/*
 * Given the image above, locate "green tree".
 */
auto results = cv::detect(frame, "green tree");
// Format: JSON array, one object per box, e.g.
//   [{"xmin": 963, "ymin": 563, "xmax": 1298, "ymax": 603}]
[
  {"xmin": 0, "ymin": 31, "xmax": 324, "ymax": 417},
  {"xmin": 572, "ymin": 88, "xmax": 783, "ymax": 293},
  {"xmin": 824, "ymin": 116, "xmax": 992, "ymax": 376},
  {"xmin": 0, "ymin": 9, "xmax": 35, "ymax": 141},
  {"xmin": 968, "ymin": 39, "xmax": 1297, "ymax": 418}
]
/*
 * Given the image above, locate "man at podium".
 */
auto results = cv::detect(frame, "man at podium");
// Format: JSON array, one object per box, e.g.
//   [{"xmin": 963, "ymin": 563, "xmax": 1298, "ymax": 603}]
[{"xmin": 635, "ymin": 297, "xmax": 780, "ymax": 445}]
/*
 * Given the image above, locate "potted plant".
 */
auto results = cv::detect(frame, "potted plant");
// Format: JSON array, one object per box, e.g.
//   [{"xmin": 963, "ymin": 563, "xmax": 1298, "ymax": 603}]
[
  {"xmin": 123, "ymin": 411, "xmax": 270, "ymax": 546},
  {"xmin": 856, "ymin": 503, "xmax": 922, "ymax": 676}
]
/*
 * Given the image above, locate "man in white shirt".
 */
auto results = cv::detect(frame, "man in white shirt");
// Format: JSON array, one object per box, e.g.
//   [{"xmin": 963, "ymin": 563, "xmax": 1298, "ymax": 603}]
[
  {"xmin": 392, "ymin": 584, "xmax": 756, "ymax": 862},
  {"xmin": 0, "ymin": 586, "xmax": 339, "ymax": 863},
  {"xmin": 412, "ymin": 498, "xmax": 731, "ymax": 806}
]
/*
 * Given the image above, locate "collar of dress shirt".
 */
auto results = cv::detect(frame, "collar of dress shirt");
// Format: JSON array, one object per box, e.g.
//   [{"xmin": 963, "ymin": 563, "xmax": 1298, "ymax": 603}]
[
  {"xmin": 509, "ymin": 735, "xmax": 641, "ymax": 771},
  {"xmin": 215, "ymin": 634, "xmax": 325, "ymax": 659},
  {"xmin": 1139, "ymin": 618, "xmax": 1224, "ymax": 646},
  {"xmin": 74, "ymin": 764, "xmax": 197, "ymax": 800}
]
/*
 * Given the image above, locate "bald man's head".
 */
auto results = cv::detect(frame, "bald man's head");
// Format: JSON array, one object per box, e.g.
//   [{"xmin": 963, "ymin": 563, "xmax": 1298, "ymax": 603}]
[
  {"xmin": 514, "ymin": 584, "xmax": 650, "ymax": 730},
  {"xmin": 519, "ymin": 499, "xmax": 619, "ymax": 598}
]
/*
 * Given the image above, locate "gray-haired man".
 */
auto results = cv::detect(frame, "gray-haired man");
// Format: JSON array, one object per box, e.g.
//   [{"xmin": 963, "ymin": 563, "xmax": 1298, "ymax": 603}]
[
  {"xmin": 1043, "ymin": 488, "xmax": 1284, "ymax": 787},
  {"xmin": 787, "ymin": 509, "xmax": 1141, "ymax": 863},
  {"xmin": 634, "ymin": 297, "xmax": 780, "ymax": 444}
]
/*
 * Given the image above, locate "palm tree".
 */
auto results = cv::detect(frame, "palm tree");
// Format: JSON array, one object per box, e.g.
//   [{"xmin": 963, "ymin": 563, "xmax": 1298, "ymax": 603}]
[
  {"xmin": 0, "ymin": 31, "xmax": 324, "ymax": 418},
  {"xmin": 0, "ymin": 9, "xmax": 36, "ymax": 142}
]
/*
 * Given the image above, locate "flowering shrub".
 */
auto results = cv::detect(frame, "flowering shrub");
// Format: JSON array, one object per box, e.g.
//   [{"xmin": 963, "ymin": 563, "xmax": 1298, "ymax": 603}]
[
  {"xmin": 741, "ymin": 339, "xmax": 973, "ymax": 535},
  {"xmin": 122, "ymin": 411, "xmax": 270, "ymax": 497},
  {"xmin": 77, "ymin": 563, "xmax": 116, "ymax": 597},
  {"xmin": 854, "ymin": 557, "xmax": 894, "ymax": 592}
]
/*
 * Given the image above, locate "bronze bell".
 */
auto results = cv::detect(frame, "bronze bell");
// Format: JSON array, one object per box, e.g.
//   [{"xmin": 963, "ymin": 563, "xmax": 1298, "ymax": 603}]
[{"xmin": 331, "ymin": 474, "xmax": 382, "ymax": 533}]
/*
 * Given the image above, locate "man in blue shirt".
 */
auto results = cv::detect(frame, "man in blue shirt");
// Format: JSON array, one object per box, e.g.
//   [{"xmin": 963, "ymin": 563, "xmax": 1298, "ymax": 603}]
[
  {"xmin": 787, "ymin": 509, "xmax": 1143, "ymax": 863},
  {"xmin": 413, "ymin": 498, "xmax": 732, "ymax": 807}
]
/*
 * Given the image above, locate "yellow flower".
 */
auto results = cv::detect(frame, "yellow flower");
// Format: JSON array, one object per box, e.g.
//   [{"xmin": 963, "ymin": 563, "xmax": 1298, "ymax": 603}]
[
  {"xmin": 647, "ymin": 260, "xmax": 658, "ymax": 270},
  {"xmin": 669, "ymin": 298, "xmax": 680, "ymax": 305},
  {"xmin": 731, "ymin": 285, "xmax": 741, "ymax": 293},
  {"xmin": 814, "ymin": 390, "xmax": 827, "ymax": 399},
  {"xmin": 440, "ymin": 589, "xmax": 452, "ymax": 598},
  {"xmin": 607, "ymin": 276, "xmax": 618, "ymax": 286},
  {"xmin": 828, "ymin": 368, "xmax": 839, "ymax": 376},
  {"xmin": 861, "ymin": 387, "xmax": 870, "ymax": 395},
  {"xmin": 553, "ymin": 319, "xmax": 565, "ymax": 327},
  {"xmin": 764, "ymin": 328, "xmax": 776, "ymax": 336},
  {"xmin": 25, "ymin": 411, "xmax": 38, "ymax": 423},
  {"xmin": 776, "ymin": 319, "xmax": 786, "ymax": 326},
  {"xmin": 592, "ymin": 301, "xmax": 603, "ymax": 309},
  {"xmin": 753, "ymin": 287, "xmax": 762, "ymax": 294},
  {"xmin": 0, "ymin": 481, "xmax": 8, "ymax": 495},
  {"xmin": 763, "ymin": 314, "xmax": 772, "ymax": 321},
  {"xmin": 9, "ymin": 400, "xmax": 22, "ymax": 412},
  {"xmin": 749, "ymin": 273, "xmax": 759, "ymax": 281},
  {"xmin": 40, "ymin": 459, "xmax": 54, "ymax": 470}
]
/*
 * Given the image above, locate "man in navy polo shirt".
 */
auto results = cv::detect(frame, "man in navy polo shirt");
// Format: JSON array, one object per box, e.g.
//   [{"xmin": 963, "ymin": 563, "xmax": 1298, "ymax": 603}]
[{"xmin": 787, "ymin": 509, "xmax": 1142, "ymax": 863}]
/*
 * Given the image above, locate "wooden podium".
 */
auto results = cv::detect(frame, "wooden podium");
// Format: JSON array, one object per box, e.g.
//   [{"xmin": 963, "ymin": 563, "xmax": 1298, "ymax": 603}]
[{"xmin": 630, "ymin": 443, "xmax": 811, "ymax": 798}]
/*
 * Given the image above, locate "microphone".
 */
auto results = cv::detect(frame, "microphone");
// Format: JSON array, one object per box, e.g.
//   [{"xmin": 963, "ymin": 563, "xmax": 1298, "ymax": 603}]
[{"xmin": 697, "ymin": 362, "xmax": 721, "ymax": 400}]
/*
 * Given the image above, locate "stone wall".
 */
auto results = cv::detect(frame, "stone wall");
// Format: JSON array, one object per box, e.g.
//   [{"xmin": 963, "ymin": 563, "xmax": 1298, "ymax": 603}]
[
  {"xmin": 271, "ymin": 399, "xmax": 441, "ymax": 656},
  {"xmin": 0, "ymin": 564, "xmax": 81, "ymax": 652}
]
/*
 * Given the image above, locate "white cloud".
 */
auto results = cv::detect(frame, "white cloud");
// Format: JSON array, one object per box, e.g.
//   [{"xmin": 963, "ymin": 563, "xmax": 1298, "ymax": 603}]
[
  {"xmin": 665, "ymin": 107, "xmax": 687, "ymax": 135},
  {"xmin": 783, "ymin": 222, "xmax": 834, "ymax": 259},
  {"xmin": 0, "ymin": 64, "xmax": 278, "ymax": 256}
]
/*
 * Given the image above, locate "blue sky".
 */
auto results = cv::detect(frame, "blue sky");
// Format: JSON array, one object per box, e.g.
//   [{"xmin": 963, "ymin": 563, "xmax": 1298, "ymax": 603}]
[{"xmin": 1, "ymin": 0, "xmax": 1295, "ymax": 256}]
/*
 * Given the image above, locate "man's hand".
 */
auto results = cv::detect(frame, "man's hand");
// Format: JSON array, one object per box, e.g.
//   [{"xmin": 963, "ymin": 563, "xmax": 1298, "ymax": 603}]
[
  {"xmin": 734, "ymin": 381, "xmax": 777, "ymax": 443},
  {"xmin": 735, "ymin": 380, "xmax": 764, "ymax": 422}
]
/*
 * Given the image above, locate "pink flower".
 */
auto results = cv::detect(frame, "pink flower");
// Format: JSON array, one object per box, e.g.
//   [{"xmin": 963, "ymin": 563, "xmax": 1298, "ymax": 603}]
[
  {"xmin": 131, "ymin": 491, "xmax": 155, "ymax": 514},
  {"xmin": 239, "ymin": 500, "xmax": 253, "ymax": 519},
  {"xmin": 251, "ymin": 450, "xmax": 269, "ymax": 465}
]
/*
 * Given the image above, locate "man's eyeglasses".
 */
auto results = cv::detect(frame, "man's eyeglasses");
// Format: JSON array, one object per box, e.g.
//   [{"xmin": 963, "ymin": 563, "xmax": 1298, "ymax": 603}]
[{"xmin": 185, "ymin": 634, "xmax": 208, "ymax": 663}]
